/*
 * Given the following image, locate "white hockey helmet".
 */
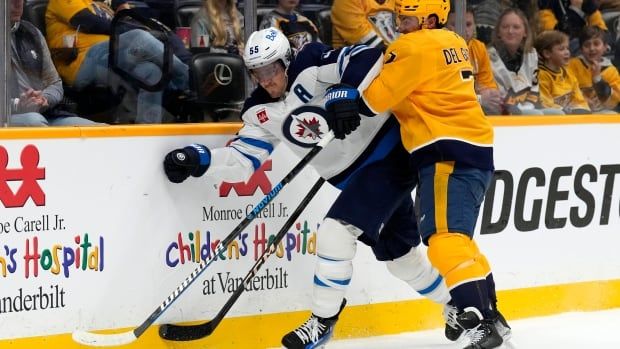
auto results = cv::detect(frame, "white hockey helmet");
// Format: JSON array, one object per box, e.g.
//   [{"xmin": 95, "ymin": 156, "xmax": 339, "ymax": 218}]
[
  {"xmin": 395, "ymin": 0, "xmax": 450, "ymax": 26},
  {"xmin": 243, "ymin": 27, "xmax": 292, "ymax": 70}
]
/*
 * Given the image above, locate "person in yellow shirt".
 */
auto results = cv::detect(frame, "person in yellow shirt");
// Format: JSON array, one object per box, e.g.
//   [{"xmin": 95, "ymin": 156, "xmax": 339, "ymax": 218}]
[
  {"xmin": 535, "ymin": 30, "xmax": 591, "ymax": 114},
  {"xmin": 324, "ymin": 1, "xmax": 511, "ymax": 348},
  {"xmin": 538, "ymin": 0, "xmax": 608, "ymax": 55},
  {"xmin": 538, "ymin": 0, "xmax": 608, "ymax": 34},
  {"xmin": 330, "ymin": 0, "xmax": 398, "ymax": 49},
  {"xmin": 568, "ymin": 26, "xmax": 620, "ymax": 112},
  {"xmin": 446, "ymin": 7, "xmax": 501, "ymax": 115}
]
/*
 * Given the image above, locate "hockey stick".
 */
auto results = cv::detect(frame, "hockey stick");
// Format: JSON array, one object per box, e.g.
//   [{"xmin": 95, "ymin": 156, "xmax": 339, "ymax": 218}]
[
  {"xmin": 159, "ymin": 177, "xmax": 325, "ymax": 341},
  {"xmin": 72, "ymin": 132, "xmax": 334, "ymax": 347}
]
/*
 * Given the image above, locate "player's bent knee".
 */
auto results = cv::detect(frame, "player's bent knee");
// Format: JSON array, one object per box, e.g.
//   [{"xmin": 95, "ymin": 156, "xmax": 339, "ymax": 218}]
[
  {"xmin": 470, "ymin": 239, "xmax": 492, "ymax": 276},
  {"xmin": 386, "ymin": 245, "xmax": 428, "ymax": 281},
  {"xmin": 386, "ymin": 246, "xmax": 451, "ymax": 304},
  {"xmin": 317, "ymin": 218, "xmax": 358, "ymax": 260},
  {"xmin": 427, "ymin": 232, "xmax": 486, "ymax": 288}
]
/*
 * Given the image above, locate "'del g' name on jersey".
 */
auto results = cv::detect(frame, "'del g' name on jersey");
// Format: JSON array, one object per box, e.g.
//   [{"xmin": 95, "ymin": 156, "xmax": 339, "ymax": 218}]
[
  {"xmin": 206, "ymin": 42, "xmax": 399, "ymax": 188},
  {"xmin": 362, "ymin": 28, "xmax": 493, "ymax": 170}
]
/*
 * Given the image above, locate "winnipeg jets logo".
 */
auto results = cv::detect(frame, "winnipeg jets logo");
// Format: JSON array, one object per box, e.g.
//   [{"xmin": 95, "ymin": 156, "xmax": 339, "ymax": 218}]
[
  {"xmin": 283, "ymin": 105, "xmax": 329, "ymax": 147},
  {"xmin": 294, "ymin": 116, "xmax": 323, "ymax": 139}
]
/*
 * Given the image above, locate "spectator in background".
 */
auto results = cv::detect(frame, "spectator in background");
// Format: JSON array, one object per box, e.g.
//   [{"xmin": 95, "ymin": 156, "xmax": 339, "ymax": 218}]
[
  {"xmin": 489, "ymin": 8, "xmax": 554, "ymax": 114},
  {"xmin": 191, "ymin": 0, "xmax": 244, "ymax": 54},
  {"xmin": 259, "ymin": 0, "xmax": 319, "ymax": 53},
  {"xmin": 110, "ymin": 0, "xmax": 192, "ymax": 66},
  {"xmin": 447, "ymin": 7, "xmax": 502, "ymax": 115},
  {"xmin": 538, "ymin": 0, "xmax": 609, "ymax": 54},
  {"xmin": 568, "ymin": 26, "xmax": 620, "ymax": 112},
  {"xmin": 457, "ymin": 0, "xmax": 513, "ymax": 44},
  {"xmin": 457, "ymin": 0, "xmax": 539, "ymax": 44},
  {"xmin": 330, "ymin": 0, "xmax": 398, "ymax": 50},
  {"xmin": 9, "ymin": 0, "xmax": 100, "ymax": 126},
  {"xmin": 599, "ymin": 0, "xmax": 620, "ymax": 66},
  {"xmin": 535, "ymin": 30, "xmax": 590, "ymax": 113},
  {"xmin": 45, "ymin": 0, "xmax": 190, "ymax": 124}
]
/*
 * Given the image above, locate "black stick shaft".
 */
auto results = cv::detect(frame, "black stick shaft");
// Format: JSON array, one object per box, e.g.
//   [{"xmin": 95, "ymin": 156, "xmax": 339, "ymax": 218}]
[
  {"xmin": 213, "ymin": 178, "xmax": 325, "ymax": 327},
  {"xmin": 160, "ymin": 178, "xmax": 325, "ymax": 341},
  {"xmin": 133, "ymin": 133, "xmax": 334, "ymax": 339}
]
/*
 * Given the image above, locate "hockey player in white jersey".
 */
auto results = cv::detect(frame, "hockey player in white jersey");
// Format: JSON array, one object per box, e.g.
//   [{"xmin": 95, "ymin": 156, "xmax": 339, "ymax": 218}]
[{"xmin": 163, "ymin": 27, "xmax": 458, "ymax": 348}]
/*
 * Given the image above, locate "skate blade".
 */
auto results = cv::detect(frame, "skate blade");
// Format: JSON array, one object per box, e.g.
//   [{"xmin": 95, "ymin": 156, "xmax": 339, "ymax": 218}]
[{"xmin": 502, "ymin": 338, "xmax": 518, "ymax": 348}]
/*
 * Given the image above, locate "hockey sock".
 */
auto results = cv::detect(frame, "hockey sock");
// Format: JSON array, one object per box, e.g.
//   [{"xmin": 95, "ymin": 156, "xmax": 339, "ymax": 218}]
[
  {"xmin": 386, "ymin": 246, "xmax": 451, "ymax": 304},
  {"xmin": 311, "ymin": 218, "xmax": 358, "ymax": 318}
]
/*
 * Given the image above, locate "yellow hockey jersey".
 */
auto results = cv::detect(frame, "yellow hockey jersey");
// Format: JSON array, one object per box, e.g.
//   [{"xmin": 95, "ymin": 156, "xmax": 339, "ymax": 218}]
[
  {"xmin": 538, "ymin": 64, "xmax": 590, "ymax": 112},
  {"xmin": 362, "ymin": 29, "xmax": 493, "ymax": 170},
  {"xmin": 567, "ymin": 56, "xmax": 620, "ymax": 111},
  {"xmin": 331, "ymin": 0, "xmax": 398, "ymax": 48}
]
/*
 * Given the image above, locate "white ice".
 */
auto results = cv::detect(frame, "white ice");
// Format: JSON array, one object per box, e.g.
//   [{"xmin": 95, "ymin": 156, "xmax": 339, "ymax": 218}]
[{"xmin": 282, "ymin": 308, "xmax": 620, "ymax": 349}]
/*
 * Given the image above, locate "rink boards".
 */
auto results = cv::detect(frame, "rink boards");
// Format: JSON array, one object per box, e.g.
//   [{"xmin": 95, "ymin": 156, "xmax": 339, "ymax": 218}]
[{"xmin": 1, "ymin": 116, "xmax": 620, "ymax": 348}]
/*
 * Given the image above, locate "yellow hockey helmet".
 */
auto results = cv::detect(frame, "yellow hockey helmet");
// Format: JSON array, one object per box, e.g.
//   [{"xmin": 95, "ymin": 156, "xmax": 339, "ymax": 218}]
[{"xmin": 395, "ymin": 0, "xmax": 450, "ymax": 26}]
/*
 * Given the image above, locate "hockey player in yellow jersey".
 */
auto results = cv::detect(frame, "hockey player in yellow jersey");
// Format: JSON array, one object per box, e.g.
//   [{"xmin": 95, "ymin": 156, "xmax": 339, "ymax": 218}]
[
  {"xmin": 330, "ymin": 0, "xmax": 399, "ymax": 49},
  {"xmin": 323, "ymin": 1, "xmax": 511, "ymax": 348},
  {"xmin": 361, "ymin": 5, "xmax": 493, "ymax": 160}
]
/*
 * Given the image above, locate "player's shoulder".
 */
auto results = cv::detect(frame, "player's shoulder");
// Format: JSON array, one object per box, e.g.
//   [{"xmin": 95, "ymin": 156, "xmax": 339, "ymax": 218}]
[
  {"xmin": 384, "ymin": 32, "xmax": 425, "ymax": 59},
  {"xmin": 433, "ymin": 29, "xmax": 469, "ymax": 49},
  {"xmin": 241, "ymin": 87, "xmax": 279, "ymax": 116},
  {"xmin": 288, "ymin": 42, "xmax": 333, "ymax": 80}
]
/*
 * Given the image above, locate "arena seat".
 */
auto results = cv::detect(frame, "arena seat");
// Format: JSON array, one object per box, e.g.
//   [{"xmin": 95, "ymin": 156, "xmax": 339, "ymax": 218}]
[
  {"xmin": 174, "ymin": 0, "xmax": 202, "ymax": 28},
  {"xmin": 22, "ymin": 0, "xmax": 49, "ymax": 35},
  {"xmin": 188, "ymin": 53, "xmax": 246, "ymax": 121}
]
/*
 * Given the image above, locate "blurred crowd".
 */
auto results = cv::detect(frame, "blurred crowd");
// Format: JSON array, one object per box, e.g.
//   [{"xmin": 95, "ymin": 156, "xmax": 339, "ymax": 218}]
[{"xmin": 8, "ymin": 0, "xmax": 620, "ymax": 127}]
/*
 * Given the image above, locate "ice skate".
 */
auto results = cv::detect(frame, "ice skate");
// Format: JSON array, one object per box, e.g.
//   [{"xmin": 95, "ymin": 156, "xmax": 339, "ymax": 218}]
[
  {"xmin": 443, "ymin": 302, "xmax": 465, "ymax": 341},
  {"xmin": 457, "ymin": 307, "xmax": 503, "ymax": 349},
  {"xmin": 493, "ymin": 310, "xmax": 512, "ymax": 341},
  {"xmin": 281, "ymin": 299, "xmax": 346, "ymax": 349}
]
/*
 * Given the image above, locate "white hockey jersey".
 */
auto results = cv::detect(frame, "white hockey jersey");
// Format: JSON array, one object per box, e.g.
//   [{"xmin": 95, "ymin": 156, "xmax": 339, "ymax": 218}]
[
  {"xmin": 207, "ymin": 43, "xmax": 399, "ymax": 188},
  {"xmin": 488, "ymin": 46, "xmax": 540, "ymax": 108}
]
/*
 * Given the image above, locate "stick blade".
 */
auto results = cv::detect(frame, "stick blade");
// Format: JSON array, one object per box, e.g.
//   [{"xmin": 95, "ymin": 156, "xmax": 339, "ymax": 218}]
[
  {"xmin": 72, "ymin": 330, "xmax": 137, "ymax": 347},
  {"xmin": 159, "ymin": 322, "xmax": 213, "ymax": 341}
]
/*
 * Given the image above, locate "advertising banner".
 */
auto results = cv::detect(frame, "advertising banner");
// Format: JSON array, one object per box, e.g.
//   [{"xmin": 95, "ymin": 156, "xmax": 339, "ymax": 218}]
[{"xmin": 1, "ymin": 121, "xmax": 620, "ymax": 341}]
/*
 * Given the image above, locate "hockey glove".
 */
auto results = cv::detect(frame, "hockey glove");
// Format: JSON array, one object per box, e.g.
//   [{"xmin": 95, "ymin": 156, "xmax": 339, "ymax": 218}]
[
  {"xmin": 163, "ymin": 144, "xmax": 211, "ymax": 183},
  {"xmin": 324, "ymin": 84, "xmax": 361, "ymax": 140}
]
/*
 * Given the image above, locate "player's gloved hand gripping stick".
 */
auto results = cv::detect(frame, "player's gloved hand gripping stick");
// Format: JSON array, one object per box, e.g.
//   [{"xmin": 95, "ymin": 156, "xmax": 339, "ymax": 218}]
[
  {"xmin": 159, "ymin": 177, "xmax": 325, "ymax": 341},
  {"xmin": 324, "ymin": 84, "xmax": 361, "ymax": 140},
  {"xmin": 71, "ymin": 132, "xmax": 335, "ymax": 347}
]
